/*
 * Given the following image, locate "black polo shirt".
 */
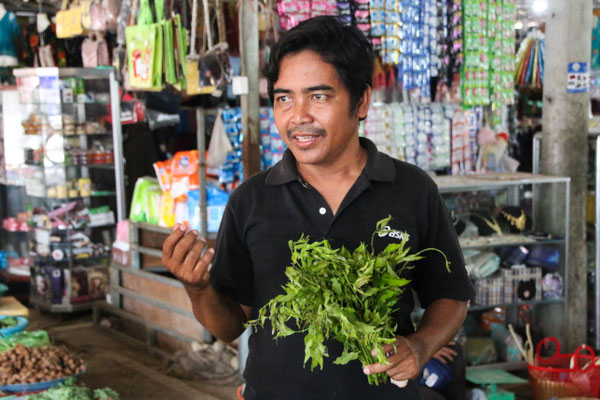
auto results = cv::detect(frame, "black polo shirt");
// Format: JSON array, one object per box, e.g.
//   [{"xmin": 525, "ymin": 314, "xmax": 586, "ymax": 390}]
[{"xmin": 210, "ymin": 137, "xmax": 474, "ymax": 400}]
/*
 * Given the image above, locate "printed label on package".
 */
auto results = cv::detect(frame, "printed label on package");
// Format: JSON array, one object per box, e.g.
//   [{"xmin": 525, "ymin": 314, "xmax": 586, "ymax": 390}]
[{"xmin": 567, "ymin": 62, "xmax": 590, "ymax": 93}]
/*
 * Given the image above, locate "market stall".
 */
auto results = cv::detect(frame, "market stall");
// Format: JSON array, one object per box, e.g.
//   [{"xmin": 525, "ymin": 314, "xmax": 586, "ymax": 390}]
[{"xmin": 0, "ymin": 0, "xmax": 597, "ymax": 398}]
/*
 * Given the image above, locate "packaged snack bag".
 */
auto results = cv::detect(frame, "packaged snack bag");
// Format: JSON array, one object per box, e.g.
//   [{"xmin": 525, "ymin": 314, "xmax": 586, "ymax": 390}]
[
  {"xmin": 171, "ymin": 150, "xmax": 199, "ymax": 201},
  {"xmin": 153, "ymin": 160, "xmax": 173, "ymax": 193}
]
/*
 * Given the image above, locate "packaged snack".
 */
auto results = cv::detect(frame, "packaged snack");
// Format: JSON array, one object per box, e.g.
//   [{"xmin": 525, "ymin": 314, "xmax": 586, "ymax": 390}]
[
  {"xmin": 153, "ymin": 160, "xmax": 173, "ymax": 193},
  {"xmin": 171, "ymin": 150, "xmax": 200, "ymax": 201}
]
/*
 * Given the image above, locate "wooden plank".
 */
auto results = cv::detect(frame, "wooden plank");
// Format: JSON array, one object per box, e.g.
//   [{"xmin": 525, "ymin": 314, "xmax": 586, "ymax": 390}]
[
  {"xmin": 122, "ymin": 296, "xmax": 206, "ymax": 341},
  {"xmin": 0, "ymin": 296, "xmax": 29, "ymax": 316},
  {"xmin": 120, "ymin": 271, "xmax": 193, "ymax": 312}
]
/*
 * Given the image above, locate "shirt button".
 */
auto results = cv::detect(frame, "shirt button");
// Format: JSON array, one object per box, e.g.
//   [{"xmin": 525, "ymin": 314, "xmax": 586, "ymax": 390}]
[{"xmin": 319, "ymin": 207, "xmax": 327, "ymax": 215}]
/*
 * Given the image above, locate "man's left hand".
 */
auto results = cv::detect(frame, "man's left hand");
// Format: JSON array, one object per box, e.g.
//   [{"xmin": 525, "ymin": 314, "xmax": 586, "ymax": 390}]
[{"xmin": 363, "ymin": 336, "xmax": 422, "ymax": 388}]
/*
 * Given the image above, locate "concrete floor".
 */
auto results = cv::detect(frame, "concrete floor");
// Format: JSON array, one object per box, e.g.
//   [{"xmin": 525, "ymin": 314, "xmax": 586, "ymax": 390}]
[{"xmin": 26, "ymin": 310, "xmax": 241, "ymax": 400}]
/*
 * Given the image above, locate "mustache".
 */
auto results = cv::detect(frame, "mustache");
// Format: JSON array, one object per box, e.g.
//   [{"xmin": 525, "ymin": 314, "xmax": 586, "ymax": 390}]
[{"xmin": 287, "ymin": 125, "xmax": 327, "ymax": 139}]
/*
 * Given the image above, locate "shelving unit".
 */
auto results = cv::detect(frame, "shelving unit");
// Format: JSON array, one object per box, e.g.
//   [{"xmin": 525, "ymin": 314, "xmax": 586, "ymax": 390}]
[
  {"xmin": 586, "ymin": 125, "xmax": 600, "ymax": 350},
  {"xmin": 434, "ymin": 172, "xmax": 570, "ymax": 371},
  {"xmin": 11, "ymin": 67, "xmax": 125, "ymax": 313}
]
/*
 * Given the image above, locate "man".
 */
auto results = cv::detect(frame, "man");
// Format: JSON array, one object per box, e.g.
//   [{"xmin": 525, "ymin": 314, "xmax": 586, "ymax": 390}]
[{"xmin": 162, "ymin": 16, "xmax": 474, "ymax": 399}]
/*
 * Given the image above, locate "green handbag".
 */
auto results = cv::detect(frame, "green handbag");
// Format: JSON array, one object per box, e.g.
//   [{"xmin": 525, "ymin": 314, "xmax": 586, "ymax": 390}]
[{"xmin": 125, "ymin": 0, "xmax": 163, "ymax": 90}]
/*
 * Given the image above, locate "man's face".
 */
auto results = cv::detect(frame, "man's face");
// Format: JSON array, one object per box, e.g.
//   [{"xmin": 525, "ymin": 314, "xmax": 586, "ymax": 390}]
[{"xmin": 272, "ymin": 50, "xmax": 369, "ymax": 168}]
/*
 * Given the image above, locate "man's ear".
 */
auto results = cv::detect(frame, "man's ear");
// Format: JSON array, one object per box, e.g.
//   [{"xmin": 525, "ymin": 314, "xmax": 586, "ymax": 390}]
[{"xmin": 357, "ymin": 85, "xmax": 372, "ymax": 120}]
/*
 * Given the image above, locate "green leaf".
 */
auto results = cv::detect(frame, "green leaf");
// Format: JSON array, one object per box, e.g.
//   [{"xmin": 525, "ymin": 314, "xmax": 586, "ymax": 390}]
[
  {"xmin": 333, "ymin": 348, "xmax": 359, "ymax": 365},
  {"xmin": 331, "ymin": 278, "xmax": 342, "ymax": 295},
  {"xmin": 376, "ymin": 215, "xmax": 392, "ymax": 231}
]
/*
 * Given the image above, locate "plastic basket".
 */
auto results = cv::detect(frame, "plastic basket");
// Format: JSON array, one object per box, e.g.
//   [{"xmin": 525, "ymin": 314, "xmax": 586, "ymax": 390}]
[
  {"xmin": 528, "ymin": 337, "xmax": 600, "ymax": 400},
  {"xmin": 0, "ymin": 316, "xmax": 28, "ymax": 337}
]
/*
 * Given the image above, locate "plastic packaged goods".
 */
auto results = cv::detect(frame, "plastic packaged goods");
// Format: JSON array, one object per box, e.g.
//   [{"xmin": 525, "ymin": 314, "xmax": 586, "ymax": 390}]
[
  {"xmin": 188, "ymin": 185, "xmax": 231, "ymax": 233},
  {"xmin": 129, "ymin": 177, "xmax": 161, "ymax": 224},
  {"xmin": 259, "ymin": 107, "xmax": 286, "ymax": 169},
  {"xmin": 451, "ymin": 107, "xmax": 481, "ymax": 175},
  {"xmin": 364, "ymin": 102, "xmax": 452, "ymax": 171},
  {"xmin": 461, "ymin": 0, "xmax": 516, "ymax": 114},
  {"xmin": 381, "ymin": 0, "xmax": 400, "ymax": 65}
]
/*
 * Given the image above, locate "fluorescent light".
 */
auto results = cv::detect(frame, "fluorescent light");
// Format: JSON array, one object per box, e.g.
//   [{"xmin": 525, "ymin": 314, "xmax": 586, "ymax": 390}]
[
  {"xmin": 514, "ymin": 21, "xmax": 524, "ymax": 30},
  {"xmin": 532, "ymin": 0, "xmax": 547, "ymax": 13}
]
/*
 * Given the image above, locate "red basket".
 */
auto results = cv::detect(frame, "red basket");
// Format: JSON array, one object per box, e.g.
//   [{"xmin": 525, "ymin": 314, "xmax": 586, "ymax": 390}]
[{"xmin": 527, "ymin": 337, "xmax": 600, "ymax": 400}]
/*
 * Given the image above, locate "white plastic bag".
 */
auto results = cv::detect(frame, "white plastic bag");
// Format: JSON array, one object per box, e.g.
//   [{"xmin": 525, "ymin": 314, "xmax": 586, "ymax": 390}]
[{"xmin": 206, "ymin": 109, "xmax": 233, "ymax": 168}]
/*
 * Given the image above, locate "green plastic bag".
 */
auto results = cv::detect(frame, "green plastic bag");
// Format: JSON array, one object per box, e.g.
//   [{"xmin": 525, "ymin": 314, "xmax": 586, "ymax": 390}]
[
  {"xmin": 126, "ymin": 0, "xmax": 163, "ymax": 90},
  {"xmin": 130, "ymin": 177, "xmax": 161, "ymax": 224},
  {"xmin": 163, "ymin": 19, "xmax": 177, "ymax": 85}
]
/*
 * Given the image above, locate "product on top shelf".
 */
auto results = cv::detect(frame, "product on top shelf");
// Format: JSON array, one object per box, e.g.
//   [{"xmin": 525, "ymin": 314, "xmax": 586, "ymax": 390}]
[
  {"xmin": 364, "ymin": 102, "xmax": 452, "ymax": 171},
  {"xmin": 461, "ymin": 0, "xmax": 516, "ymax": 115}
]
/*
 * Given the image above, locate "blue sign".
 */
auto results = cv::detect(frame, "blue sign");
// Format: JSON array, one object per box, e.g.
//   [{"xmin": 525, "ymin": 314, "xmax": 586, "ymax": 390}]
[{"xmin": 567, "ymin": 62, "xmax": 590, "ymax": 93}]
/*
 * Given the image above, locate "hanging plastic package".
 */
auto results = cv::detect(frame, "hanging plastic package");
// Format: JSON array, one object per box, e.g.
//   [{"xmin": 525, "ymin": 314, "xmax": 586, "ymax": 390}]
[
  {"xmin": 56, "ymin": 0, "xmax": 84, "ymax": 38},
  {"xmin": 187, "ymin": 0, "xmax": 230, "ymax": 95},
  {"xmin": 125, "ymin": 0, "xmax": 164, "ymax": 90},
  {"xmin": 206, "ymin": 109, "xmax": 233, "ymax": 168},
  {"xmin": 129, "ymin": 177, "xmax": 161, "ymax": 224},
  {"xmin": 81, "ymin": 33, "xmax": 109, "ymax": 67},
  {"xmin": 163, "ymin": 15, "xmax": 177, "ymax": 85},
  {"xmin": 81, "ymin": 0, "xmax": 106, "ymax": 31},
  {"xmin": 102, "ymin": 0, "xmax": 120, "ymax": 31}
]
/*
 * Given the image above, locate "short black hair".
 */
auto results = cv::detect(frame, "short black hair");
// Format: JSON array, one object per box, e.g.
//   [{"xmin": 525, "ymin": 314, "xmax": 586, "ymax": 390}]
[{"xmin": 263, "ymin": 16, "xmax": 373, "ymax": 116}]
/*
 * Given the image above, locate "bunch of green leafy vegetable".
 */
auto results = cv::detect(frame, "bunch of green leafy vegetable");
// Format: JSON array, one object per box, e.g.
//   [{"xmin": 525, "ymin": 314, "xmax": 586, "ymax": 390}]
[
  {"xmin": 247, "ymin": 216, "xmax": 449, "ymax": 385},
  {"xmin": 0, "ymin": 330, "xmax": 51, "ymax": 352},
  {"xmin": 25, "ymin": 378, "xmax": 119, "ymax": 400}
]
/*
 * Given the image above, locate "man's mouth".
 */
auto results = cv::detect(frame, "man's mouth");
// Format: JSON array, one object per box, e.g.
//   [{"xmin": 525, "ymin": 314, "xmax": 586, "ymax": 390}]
[
  {"xmin": 287, "ymin": 125, "xmax": 327, "ymax": 139},
  {"xmin": 294, "ymin": 135, "xmax": 319, "ymax": 142}
]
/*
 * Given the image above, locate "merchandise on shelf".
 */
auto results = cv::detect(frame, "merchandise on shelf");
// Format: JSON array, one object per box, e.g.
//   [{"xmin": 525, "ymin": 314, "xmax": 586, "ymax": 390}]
[
  {"xmin": 381, "ymin": 0, "xmax": 400, "ymax": 65},
  {"xmin": 12, "ymin": 68, "xmax": 123, "ymax": 312},
  {"xmin": 220, "ymin": 107, "xmax": 244, "ymax": 185},
  {"xmin": 259, "ymin": 107, "xmax": 286, "ymax": 169},
  {"xmin": 31, "ymin": 265, "xmax": 109, "ymax": 305},
  {"xmin": 399, "ymin": 1, "xmax": 431, "ymax": 99},
  {"xmin": 369, "ymin": 0, "xmax": 384, "ymax": 51},
  {"xmin": 515, "ymin": 30, "xmax": 544, "ymax": 89},
  {"xmin": 364, "ymin": 102, "xmax": 452, "ymax": 171},
  {"xmin": 489, "ymin": 0, "xmax": 516, "ymax": 126},
  {"xmin": 450, "ymin": 106, "xmax": 482, "ymax": 175},
  {"xmin": 461, "ymin": 0, "xmax": 516, "ymax": 114}
]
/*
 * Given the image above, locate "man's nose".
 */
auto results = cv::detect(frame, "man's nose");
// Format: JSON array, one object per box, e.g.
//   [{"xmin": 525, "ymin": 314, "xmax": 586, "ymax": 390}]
[{"xmin": 290, "ymin": 98, "xmax": 313, "ymax": 125}]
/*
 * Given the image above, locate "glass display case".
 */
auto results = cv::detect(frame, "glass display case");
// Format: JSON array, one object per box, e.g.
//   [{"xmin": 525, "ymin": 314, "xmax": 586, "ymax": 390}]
[
  {"xmin": 12, "ymin": 67, "xmax": 125, "ymax": 312},
  {"xmin": 433, "ymin": 173, "xmax": 570, "ymax": 371}
]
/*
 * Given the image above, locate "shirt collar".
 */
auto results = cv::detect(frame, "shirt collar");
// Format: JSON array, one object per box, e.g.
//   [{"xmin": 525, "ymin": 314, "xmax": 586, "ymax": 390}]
[{"xmin": 265, "ymin": 137, "xmax": 396, "ymax": 185}]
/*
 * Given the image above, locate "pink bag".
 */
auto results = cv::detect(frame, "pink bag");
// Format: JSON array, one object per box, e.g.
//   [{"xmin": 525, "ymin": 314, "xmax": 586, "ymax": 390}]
[
  {"xmin": 89, "ymin": 0, "xmax": 106, "ymax": 31},
  {"xmin": 82, "ymin": 33, "xmax": 109, "ymax": 67}
]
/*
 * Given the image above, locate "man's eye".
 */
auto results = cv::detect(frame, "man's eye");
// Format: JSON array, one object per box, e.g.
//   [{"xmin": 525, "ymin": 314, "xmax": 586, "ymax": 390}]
[
  {"xmin": 312, "ymin": 94, "xmax": 327, "ymax": 101},
  {"xmin": 276, "ymin": 96, "xmax": 290, "ymax": 103}
]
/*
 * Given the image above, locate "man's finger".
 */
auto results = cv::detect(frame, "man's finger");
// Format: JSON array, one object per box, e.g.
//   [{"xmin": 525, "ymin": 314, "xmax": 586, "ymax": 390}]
[
  {"xmin": 390, "ymin": 378, "xmax": 408, "ymax": 388},
  {"xmin": 172, "ymin": 230, "xmax": 200, "ymax": 264},
  {"xmin": 438, "ymin": 347, "xmax": 457, "ymax": 360},
  {"xmin": 191, "ymin": 248, "xmax": 215, "ymax": 280},
  {"xmin": 363, "ymin": 362, "xmax": 393, "ymax": 375},
  {"xmin": 433, "ymin": 354, "xmax": 449, "ymax": 364},
  {"xmin": 162, "ymin": 224, "xmax": 187, "ymax": 259},
  {"xmin": 182, "ymin": 237, "xmax": 208, "ymax": 270}
]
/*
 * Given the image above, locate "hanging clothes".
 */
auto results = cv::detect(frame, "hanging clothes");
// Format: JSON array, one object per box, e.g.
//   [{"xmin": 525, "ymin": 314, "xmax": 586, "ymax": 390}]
[{"xmin": 0, "ymin": 11, "xmax": 20, "ymax": 66}]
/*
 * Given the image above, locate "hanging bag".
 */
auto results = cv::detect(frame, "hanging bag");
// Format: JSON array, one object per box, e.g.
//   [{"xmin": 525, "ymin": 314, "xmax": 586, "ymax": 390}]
[
  {"xmin": 82, "ymin": 33, "xmax": 109, "ymax": 67},
  {"xmin": 125, "ymin": 0, "xmax": 163, "ymax": 89},
  {"xmin": 56, "ymin": 0, "xmax": 84, "ymax": 38},
  {"xmin": 185, "ymin": 0, "xmax": 203, "ymax": 94}
]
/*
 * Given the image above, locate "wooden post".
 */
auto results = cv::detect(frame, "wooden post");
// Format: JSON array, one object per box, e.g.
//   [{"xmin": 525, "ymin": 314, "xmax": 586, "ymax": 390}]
[{"xmin": 239, "ymin": 0, "xmax": 262, "ymax": 179}]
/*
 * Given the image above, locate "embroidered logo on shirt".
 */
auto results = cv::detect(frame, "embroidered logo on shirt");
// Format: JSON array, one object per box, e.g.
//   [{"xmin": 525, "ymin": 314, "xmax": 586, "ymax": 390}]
[{"xmin": 377, "ymin": 226, "xmax": 410, "ymax": 241}]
